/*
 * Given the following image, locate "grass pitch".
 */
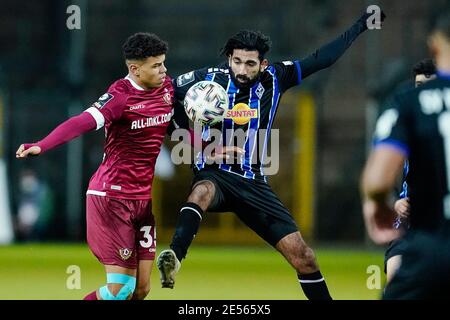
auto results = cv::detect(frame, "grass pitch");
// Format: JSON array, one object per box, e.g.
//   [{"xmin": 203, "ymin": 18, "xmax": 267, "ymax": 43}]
[{"xmin": 0, "ymin": 243, "xmax": 385, "ymax": 300}]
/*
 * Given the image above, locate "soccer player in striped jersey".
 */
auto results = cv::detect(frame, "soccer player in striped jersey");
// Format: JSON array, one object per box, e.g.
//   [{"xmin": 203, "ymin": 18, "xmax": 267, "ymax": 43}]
[
  {"xmin": 157, "ymin": 10, "xmax": 385, "ymax": 300},
  {"xmin": 384, "ymin": 59, "xmax": 436, "ymax": 284},
  {"xmin": 16, "ymin": 33, "xmax": 175, "ymax": 300},
  {"xmin": 362, "ymin": 13, "xmax": 450, "ymax": 299}
]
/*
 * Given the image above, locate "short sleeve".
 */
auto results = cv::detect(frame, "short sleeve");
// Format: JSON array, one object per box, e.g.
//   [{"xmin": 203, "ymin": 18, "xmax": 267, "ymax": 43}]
[
  {"xmin": 373, "ymin": 93, "xmax": 411, "ymax": 157},
  {"xmin": 173, "ymin": 68, "xmax": 209, "ymax": 101},
  {"xmin": 84, "ymin": 90, "xmax": 128, "ymax": 129},
  {"xmin": 272, "ymin": 61, "xmax": 302, "ymax": 92}
]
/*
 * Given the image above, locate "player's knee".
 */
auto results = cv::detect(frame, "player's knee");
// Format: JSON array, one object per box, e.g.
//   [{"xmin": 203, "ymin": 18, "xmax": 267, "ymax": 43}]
[
  {"xmin": 189, "ymin": 181, "xmax": 215, "ymax": 207},
  {"xmin": 133, "ymin": 282, "xmax": 151, "ymax": 300},
  {"xmin": 296, "ymin": 246, "xmax": 318, "ymax": 273},
  {"xmin": 99, "ymin": 274, "xmax": 136, "ymax": 300}
]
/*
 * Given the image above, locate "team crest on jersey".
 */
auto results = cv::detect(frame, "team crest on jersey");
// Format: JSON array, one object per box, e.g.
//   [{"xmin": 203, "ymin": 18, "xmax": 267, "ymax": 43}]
[
  {"xmin": 93, "ymin": 93, "xmax": 113, "ymax": 109},
  {"xmin": 256, "ymin": 83, "xmax": 265, "ymax": 99},
  {"xmin": 177, "ymin": 71, "xmax": 195, "ymax": 87},
  {"xmin": 119, "ymin": 248, "xmax": 133, "ymax": 260},
  {"xmin": 163, "ymin": 89, "xmax": 172, "ymax": 105},
  {"xmin": 225, "ymin": 103, "xmax": 258, "ymax": 125}
]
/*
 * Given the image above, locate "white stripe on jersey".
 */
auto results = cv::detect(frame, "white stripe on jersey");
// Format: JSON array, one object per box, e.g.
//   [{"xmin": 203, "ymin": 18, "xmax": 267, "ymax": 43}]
[
  {"xmin": 86, "ymin": 190, "xmax": 106, "ymax": 196},
  {"xmin": 84, "ymin": 107, "xmax": 105, "ymax": 130}
]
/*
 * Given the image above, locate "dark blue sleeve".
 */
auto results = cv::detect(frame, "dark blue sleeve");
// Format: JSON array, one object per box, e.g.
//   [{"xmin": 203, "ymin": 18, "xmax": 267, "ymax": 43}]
[
  {"xmin": 373, "ymin": 92, "xmax": 411, "ymax": 157},
  {"xmin": 173, "ymin": 68, "xmax": 208, "ymax": 101},
  {"xmin": 272, "ymin": 61, "xmax": 302, "ymax": 92},
  {"xmin": 299, "ymin": 12, "xmax": 371, "ymax": 79}
]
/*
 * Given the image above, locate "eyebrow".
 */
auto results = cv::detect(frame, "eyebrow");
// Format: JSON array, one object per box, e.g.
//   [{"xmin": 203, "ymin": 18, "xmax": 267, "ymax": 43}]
[{"xmin": 233, "ymin": 57, "xmax": 258, "ymax": 64}]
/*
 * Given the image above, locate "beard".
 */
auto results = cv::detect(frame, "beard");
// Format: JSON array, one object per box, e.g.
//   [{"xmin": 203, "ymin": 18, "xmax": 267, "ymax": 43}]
[{"xmin": 231, "ymin": 70, "xmax": 262, "ymax": 89}]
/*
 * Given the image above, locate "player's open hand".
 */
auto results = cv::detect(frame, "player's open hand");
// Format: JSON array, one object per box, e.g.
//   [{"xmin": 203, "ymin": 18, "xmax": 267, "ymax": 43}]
[
  {"xmin": 394, "ymin": 198, "xmax": 410, "ymax": 219},
  {"xmin": 363, "ymin": 199, "xmax": 402, "ymax": 245},
  {"xmin": 16, "ymin": 144, "xmax": 41, "ymax": 158}
]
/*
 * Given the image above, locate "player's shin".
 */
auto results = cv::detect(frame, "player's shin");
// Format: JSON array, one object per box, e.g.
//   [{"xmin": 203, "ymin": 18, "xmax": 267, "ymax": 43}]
[
  {"xmin": 170, "ymin": 202, "xmax": 204, "ymax": 261},
  {"xmin": 298, "ymin": 271, "xmax": 332, "ymax": 300}
]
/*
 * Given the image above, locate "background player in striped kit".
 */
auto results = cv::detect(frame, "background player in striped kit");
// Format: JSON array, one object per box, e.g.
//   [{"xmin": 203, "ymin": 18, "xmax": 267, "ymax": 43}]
[{"xmin": 158, "ymin": 10, "xmax": 385, "ymax": 300}]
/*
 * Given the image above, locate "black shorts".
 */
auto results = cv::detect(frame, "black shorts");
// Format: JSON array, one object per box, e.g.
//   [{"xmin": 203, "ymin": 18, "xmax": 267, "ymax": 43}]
[
  {"xmin": 383, "ymin": 231, "xmax": 450, "ymax": 300},
  {"xmin": 384, "ymin": 237, "xmax": 409, "ymax": 273},
  {"xmin": 192, "ymin": 167, "xmax": 299, "ymax": 247}
]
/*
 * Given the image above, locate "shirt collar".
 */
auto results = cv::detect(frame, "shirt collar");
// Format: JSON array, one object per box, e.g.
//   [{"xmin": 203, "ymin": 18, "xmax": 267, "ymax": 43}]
[{"xmin": 125, "ymin": 75, "xmax": 145, "ymax": 91}]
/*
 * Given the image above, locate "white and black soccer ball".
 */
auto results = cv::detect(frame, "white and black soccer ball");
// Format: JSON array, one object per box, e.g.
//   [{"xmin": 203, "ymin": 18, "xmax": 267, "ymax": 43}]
[{"xmin": 183, "ymin": 81, "xmax": 229, "ymax": 126}]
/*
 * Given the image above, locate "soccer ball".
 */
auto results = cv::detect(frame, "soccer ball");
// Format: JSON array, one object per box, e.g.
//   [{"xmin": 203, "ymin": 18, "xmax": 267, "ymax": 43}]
[{"xmin": 184, "ymin": 81, "xmax": 229, "ymax": 126}]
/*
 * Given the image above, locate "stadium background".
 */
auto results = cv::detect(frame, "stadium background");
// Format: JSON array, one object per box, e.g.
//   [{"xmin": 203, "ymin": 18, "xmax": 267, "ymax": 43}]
[{"xmin": 0, "ymin": 0, "xmax": 448, "ymax": 299}]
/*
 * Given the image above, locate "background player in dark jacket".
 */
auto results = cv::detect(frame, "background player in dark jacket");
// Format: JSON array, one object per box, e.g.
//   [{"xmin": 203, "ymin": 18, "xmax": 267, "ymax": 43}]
[
  {"xmin": 362, "ymin": 13, "xmax": 450, "ymax": 299},
  {"xmin": 158, "ymin": 10, "xmax": 385, "ymax": 300},
  {"xmin": 384, "ymin": 59, "xmax": 436, "ymax": 284}
]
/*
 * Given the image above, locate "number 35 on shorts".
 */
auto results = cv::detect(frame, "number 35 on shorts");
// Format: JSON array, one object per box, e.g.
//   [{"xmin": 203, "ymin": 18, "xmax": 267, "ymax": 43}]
[{"xmin": 139, "ymin": 226, "xmax": 156, "ymax": 250}]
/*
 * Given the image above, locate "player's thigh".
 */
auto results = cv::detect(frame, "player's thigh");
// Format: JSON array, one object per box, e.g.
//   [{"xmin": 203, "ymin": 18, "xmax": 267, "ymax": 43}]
[
  {"xmin": 86, "ymin": 195, "xmax": 139, "ymax": 269},
  {"xmin": 134, "ymin": 199, "xmax": 157, "ymax": 261},
  {"xmin": 233, "ymin": 182, "xmax": 298, "ymax": 247},
  {"xmin": 191, "ymin": 169, "xmax": 229, "ymax": 212}
]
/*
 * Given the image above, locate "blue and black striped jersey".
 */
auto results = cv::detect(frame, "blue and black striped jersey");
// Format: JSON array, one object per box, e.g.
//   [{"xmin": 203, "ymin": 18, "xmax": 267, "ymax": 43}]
[
  {"xmin": 174, "ymin": 60, "xmax": 300, "ymax": 181},
  {"xmin": 171, "ymin": 13, "xmax": 370, "ymax": 180}
]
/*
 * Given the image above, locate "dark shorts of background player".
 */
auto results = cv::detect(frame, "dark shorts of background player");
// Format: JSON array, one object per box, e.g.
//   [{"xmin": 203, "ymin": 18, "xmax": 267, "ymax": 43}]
[
  {"xmin": 383, "ymin": 231, "xmax": 450, "ymax": 300},
  {"xmin": 384, "ymin": 237, "xmax": 409, "ymax": 273},
  {"xmin": 192, "ymin": 167, "xmax": 299, "ymax": 247}
]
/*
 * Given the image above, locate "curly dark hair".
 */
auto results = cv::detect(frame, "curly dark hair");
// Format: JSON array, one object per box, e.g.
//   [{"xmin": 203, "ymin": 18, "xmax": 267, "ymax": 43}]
[
  {"xmin": 413, "ymin": 59, "xmax": 436, "ymax": 77},
  {"xmin": 122, "ymin": 32, "xmax": 168, "ymax": 60},
  {"xmin": 220, "ymin": 30, "xmax": 272, "ymax": 61}
]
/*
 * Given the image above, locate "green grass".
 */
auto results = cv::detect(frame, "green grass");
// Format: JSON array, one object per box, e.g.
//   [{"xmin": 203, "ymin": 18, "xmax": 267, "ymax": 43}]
[{"xmin": 0, "ymin": 243, "xmax": 385, "ymax": 300}]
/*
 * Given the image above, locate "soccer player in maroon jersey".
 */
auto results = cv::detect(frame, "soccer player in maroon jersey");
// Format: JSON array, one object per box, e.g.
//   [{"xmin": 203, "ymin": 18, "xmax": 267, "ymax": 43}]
[{"xmin": 16, "ymin": 33, "xmax": 173, "ymax": 300}]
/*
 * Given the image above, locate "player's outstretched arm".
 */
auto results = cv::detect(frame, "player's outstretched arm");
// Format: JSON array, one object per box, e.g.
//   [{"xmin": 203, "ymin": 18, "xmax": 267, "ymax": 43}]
[
  {"xmin": 16, "ymin": 111, "xmax": 97, "ymax": 159},
  {"xmin": 299, "ymin": 10, "xmax": 386, "ymax": 79},
  {"xmin": 361, "ymin": 145, "xmax": 404, "ymax": 244}
]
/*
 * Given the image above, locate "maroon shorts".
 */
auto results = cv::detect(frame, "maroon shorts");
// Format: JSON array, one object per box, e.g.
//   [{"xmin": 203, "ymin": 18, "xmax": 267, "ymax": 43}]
[{"xmin": 86, "ymin": 195, "xmax": 156, "ymax": 269}]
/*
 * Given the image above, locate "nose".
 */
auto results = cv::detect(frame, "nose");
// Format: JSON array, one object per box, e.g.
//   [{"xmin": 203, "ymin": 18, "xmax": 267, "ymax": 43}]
[
  {"xmin": 160, "ymin": 63, "xmax": 167, "ymax": 74},
  {"xmin": 236, "ymin": 64, "xmax": 247, "ymax": 75}
]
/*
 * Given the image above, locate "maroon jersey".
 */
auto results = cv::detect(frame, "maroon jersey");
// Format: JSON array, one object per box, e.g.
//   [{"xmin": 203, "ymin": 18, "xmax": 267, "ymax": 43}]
[{"xmin": 85, "ymin": 75, "xmax": 174, "ymax": 200}]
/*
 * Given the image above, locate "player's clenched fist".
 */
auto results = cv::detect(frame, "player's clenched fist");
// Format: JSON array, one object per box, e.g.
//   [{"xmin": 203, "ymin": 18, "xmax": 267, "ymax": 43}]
[{"xmin": 16, "ymin": 144, "xmax": 41, "ymax": 158}]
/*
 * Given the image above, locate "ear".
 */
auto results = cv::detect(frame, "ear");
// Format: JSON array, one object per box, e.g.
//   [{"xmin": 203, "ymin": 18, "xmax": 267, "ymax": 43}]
[
  {"xmin": 260, "ymin": 59, "xmax": 269, "ymax": 71},
  {"xmin": 427, "ymin": 32, "xmax": 443, "ymax": 59},
  {"xmin": 128, "ymin": 63, "xmax": 140, "ymax": 77}
]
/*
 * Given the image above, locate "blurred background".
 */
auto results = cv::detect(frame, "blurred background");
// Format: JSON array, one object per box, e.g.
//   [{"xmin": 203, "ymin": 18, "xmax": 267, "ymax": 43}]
[{"xmin": 0, "ymin": 0, "xmax": 449, "ymax": 299}]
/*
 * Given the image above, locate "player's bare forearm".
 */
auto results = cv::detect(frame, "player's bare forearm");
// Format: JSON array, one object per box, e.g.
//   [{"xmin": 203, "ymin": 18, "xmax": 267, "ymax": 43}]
[{"xmin": 361, "ymin": 146, "xmax": 405, "ymax": 202}]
